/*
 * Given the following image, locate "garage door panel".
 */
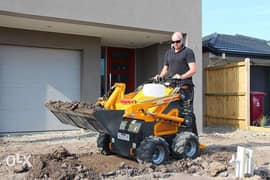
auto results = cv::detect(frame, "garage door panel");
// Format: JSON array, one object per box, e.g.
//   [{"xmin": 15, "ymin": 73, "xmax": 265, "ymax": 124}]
[
  {"xmin": 1, "ymin": 87, "xmax": 45, "ymax": 108},
  {"xmin": 46, "ymin": 85, "xmax": 80, "ymax": 101},
  {"xmin": 0, "ymin": 87, "xmax": 80, "ymax": 109},
  {"xmin": 0, "ymin": 45, "xmax": 81, "ymax": 133},
  {"xmin": 0, "ymin": 58, "xmax": 80, "ymax": 89},
  {"xmin": 0, "ymin": 110, "xmax": 72, "ymax": 132}
]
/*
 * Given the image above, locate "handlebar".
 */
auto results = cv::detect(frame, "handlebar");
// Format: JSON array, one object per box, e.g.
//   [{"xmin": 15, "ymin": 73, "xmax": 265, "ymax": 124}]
[{"xmin": 147, "ymin": 77, "xmax": 181, "ymax": 88}]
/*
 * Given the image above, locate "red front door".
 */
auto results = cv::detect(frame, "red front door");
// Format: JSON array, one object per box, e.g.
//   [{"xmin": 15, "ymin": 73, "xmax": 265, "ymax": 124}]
[{"xmin": 107, "ymin": 47, "xmax": 135, "ymax": 92}]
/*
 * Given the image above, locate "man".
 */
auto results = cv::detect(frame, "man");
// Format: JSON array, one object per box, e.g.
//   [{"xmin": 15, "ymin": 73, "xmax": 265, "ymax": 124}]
[{"xmin": 155, "ymin": 32, "xmax": 197, "ymax": 134}]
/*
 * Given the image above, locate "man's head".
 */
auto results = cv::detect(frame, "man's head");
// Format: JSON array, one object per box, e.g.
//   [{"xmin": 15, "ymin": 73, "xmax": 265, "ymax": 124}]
[{"xmin": 171, "ymin": 32, "xmax": 183, "ymax": 51}]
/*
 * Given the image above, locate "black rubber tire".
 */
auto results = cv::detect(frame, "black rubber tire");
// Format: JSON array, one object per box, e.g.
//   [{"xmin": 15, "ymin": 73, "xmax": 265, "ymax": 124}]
[
  {"xmin": 136, "ymin": 136, "xmax": 169, "ymax": 165},
  {"xmin": 96, "ymin": 133, "xmax": 111, "ymax": 155},
  {"xmin": 171, "ymin": 131, "xmax": 199, "ymax": 159}
]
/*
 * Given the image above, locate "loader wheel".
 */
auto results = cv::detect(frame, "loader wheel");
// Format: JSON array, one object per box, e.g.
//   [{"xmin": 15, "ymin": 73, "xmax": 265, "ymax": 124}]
[
  {"xmin": 136, "ymin": 136, "xmax": 169, "ymax": 165},
  {"xmin": 97, "ymin": 133, "xmax": 111, "ymax": 155},
  {"xmin": 171, "ymin": 131, "xmax": 199, "ymax": 159}
]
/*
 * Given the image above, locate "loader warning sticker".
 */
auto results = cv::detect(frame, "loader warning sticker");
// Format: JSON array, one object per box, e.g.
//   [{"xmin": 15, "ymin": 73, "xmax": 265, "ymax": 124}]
[{"xmin": 117, "ymin": 132, "xmax": 130, "ymax": 141}]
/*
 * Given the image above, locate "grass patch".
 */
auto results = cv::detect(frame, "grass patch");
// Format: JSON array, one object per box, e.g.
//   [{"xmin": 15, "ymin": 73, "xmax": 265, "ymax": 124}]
[{"xmin": 260, "ymin": 116, "xmax": 270, "ymax": 127}]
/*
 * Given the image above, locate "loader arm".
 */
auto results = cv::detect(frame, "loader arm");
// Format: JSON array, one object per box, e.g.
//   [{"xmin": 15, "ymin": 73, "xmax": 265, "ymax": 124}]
[
  {"xmin": 102, "ymin": 83, "xmax": 126, "ymax": 110},
  {"xmin": 123, "ymin": 94, "xmax": 184, "ymax": 124}
]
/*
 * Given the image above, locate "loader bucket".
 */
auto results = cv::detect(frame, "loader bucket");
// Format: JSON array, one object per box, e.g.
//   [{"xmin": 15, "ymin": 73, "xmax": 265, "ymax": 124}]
[{"xmin": 46, "ymin": 104, "xmax": 123, "ymax": 137}]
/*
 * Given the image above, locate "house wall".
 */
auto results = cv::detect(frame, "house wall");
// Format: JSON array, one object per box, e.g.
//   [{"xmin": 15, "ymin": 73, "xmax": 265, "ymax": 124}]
[
  {"xmin": 0, "ymin": 0, "xmax": 200, "ymax": 33},
  {"xmin": 0, "ymin": 27, "xmax": 101, "ymax": 103},
  {"xmin": 157, "ymin": 43, "xmax": 171, "ymax": 74},
  {"xmin": 136, "ymin": 44, "xmax": 160, "ymax": 85},
  {"xmin": 0, "ymin": 0, "xmax": 203, "ymax": 133}
]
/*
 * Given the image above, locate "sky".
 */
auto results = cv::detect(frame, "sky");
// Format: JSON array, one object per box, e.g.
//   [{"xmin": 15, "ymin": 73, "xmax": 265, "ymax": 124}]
[{"xmin": 202, "ymin": 0, "xmax": 270, "ymax": 40}]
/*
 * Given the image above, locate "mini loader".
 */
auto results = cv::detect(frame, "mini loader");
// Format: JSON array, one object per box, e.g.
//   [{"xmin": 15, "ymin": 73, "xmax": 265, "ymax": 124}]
[{"xmin": 46, "ymin": 78, "xmax": 204, "ymax": 165}]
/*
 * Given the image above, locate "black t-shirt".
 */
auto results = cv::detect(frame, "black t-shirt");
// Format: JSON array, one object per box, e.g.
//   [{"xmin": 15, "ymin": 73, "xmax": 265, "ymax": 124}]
[{"xmin": 164, "ymin": 46, "xmax": 195, "ymax": 85}]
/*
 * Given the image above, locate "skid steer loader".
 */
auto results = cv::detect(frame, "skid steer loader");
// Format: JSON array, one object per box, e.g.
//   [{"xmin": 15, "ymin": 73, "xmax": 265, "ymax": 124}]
[{"xmin": 46, "ymin": 78, "xmax": 204, "ymax": 165}]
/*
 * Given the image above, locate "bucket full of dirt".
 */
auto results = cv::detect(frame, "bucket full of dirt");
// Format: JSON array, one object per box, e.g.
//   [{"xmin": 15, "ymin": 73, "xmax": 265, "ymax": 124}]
[{"xmin": 45, "ymin": 101, "xmax": 123, "ymax": 137}]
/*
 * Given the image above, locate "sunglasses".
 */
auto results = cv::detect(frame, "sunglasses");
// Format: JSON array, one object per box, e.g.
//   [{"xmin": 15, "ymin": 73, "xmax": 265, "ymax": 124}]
[{"xmin": 171, "ymin": 40, "xmax": 182, "ymax": 44}]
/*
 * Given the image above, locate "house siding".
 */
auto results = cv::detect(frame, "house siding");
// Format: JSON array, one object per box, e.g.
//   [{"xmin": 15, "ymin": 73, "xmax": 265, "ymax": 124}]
[{"xmin": 0, "ymin": 0, "xmax": 202, "ymax": 133}]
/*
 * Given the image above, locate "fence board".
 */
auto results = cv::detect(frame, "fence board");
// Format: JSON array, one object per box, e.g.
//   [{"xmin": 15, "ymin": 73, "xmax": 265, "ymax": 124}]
[{"xmin": 204, "ymin": 61, "xmax": 249, "ymax": 128}]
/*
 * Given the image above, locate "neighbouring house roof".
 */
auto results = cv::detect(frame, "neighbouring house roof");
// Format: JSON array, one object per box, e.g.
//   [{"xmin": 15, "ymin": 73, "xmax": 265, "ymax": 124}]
[{"xmin": 203, "ymin": 33, "xmax": 270, "ymax": 59}]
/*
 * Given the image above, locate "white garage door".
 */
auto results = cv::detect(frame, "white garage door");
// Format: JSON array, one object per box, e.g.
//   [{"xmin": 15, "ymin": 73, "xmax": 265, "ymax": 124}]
[{"xmin": 0, "ymin": 45, "xmax": 80, "ymax": 133}]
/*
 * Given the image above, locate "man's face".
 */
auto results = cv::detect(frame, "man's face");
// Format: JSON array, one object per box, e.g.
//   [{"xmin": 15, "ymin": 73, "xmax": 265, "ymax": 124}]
[{"xmin": 171, "ymin": 34, "xmax": 183, "ymax": 50}]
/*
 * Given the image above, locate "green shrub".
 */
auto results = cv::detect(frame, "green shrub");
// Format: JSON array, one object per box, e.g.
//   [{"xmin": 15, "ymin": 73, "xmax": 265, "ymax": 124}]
[{"xmin": 260, "ymin": 115, "xmax": 270, "ymax": 127}]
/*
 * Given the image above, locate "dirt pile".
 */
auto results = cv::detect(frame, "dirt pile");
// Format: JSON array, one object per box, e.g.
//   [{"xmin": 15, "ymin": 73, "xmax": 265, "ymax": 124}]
[
  {"xmin": 28, "ymin": 146, "xmax": 100, "ymax": 180},
  {"xmin": 98, "ymin": 158, "xmax": 206, "ymax": 179},
  {"xmin": 45, "ymin": 100, "xmax": 101, "ymax": 114},
  {"xmin": 107, "ymin": 152, "xmax": 234, "ymax": 178},
  {"xmin": 8, "ymin": 145, "xmax": 270, "ymax": 180},
  {"xmin": 27, "ymin": 145, "xmax": 270, "ymax": 179},
  {"xmin": 254, "ymin": 166, "xmax": 270, "ymax": 179},
  {"xmin": 47, "ymin": 145, "xmax": 74, "ymax": 161},
  {"xmin": 26, "ymin": 146, "xmax": 236, "ymax": 179}
]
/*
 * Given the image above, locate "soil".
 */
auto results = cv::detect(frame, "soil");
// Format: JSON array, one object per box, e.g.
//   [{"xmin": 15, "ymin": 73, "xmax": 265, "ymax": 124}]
[
  {"xmin": 45, "ymin": 100, "xmax": 100, "ymax": 114},
  {"xmin": 1, "ymin": 126, "xmax": 270, "ymax": 180}
]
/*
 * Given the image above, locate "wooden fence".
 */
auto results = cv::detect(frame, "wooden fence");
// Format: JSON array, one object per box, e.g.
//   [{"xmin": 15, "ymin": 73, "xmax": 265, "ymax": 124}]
[{"xmin": 204, "ymin": 61, "xmax": 250, "ymax": 128}]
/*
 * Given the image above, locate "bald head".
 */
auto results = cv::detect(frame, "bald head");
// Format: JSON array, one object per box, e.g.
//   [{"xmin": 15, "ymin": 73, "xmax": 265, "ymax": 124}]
[
  {"xmin": 171, "ymin": 32, "xmax": 183, "ymax": 51},
  {"xmin": 172, "ymin": 32, "xmax": 183, "ymax": 41}
]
